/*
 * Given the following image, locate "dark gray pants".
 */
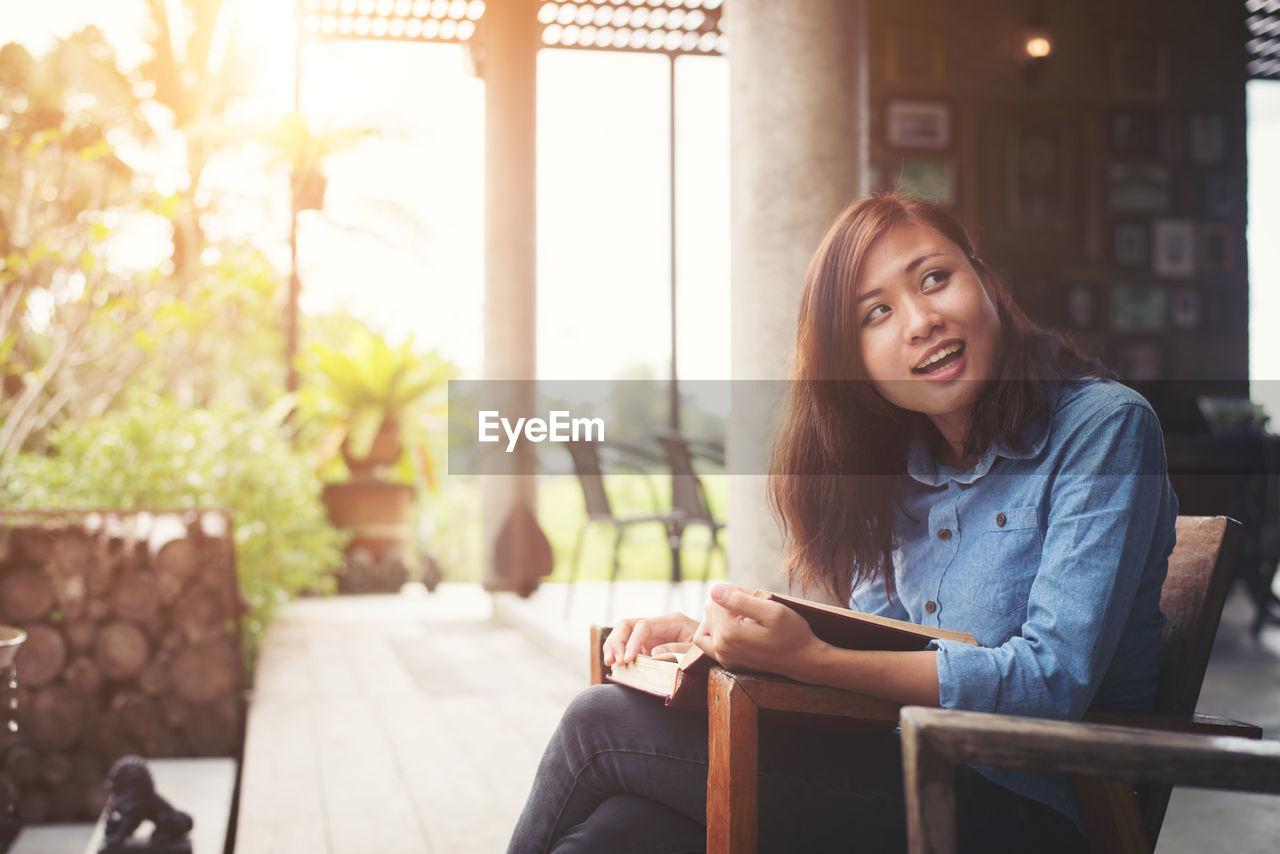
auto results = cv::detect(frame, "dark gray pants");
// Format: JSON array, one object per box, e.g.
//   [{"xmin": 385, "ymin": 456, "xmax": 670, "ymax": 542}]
[{"xmin": 508, "ymin": 684, "xmax": 1088, "ymax": 853}]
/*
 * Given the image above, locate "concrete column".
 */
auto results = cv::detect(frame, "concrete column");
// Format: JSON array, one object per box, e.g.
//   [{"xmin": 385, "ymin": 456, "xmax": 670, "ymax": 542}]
[
  {"xmin": 481, "ymin": 0, "xmax": 539, "ymax": 592},
  {"xmin": 726, "ymin": 1, "xmax": 868, "ymax": 596}
]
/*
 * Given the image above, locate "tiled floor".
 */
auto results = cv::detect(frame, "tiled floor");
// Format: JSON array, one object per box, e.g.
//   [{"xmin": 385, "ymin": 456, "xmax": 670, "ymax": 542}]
[{"xmin": 234, "ymin": 585, "xmax": 580, "ymax": 854}]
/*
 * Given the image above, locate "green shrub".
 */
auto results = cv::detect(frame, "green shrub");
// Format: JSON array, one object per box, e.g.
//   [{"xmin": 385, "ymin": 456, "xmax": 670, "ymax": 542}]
[{"xmin": 0, "ymin": 391, "xmax": 347, "ymax": 673}]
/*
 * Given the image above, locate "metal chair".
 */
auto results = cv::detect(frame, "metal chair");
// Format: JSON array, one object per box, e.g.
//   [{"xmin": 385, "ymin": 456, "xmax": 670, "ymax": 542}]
[
  {"xmin": 654, "ymin": 431, "xmax": 727, "ymax": 600},
  {"xmin": 564, "ymin": 439, "xmax": 676, "ymax": 616}
]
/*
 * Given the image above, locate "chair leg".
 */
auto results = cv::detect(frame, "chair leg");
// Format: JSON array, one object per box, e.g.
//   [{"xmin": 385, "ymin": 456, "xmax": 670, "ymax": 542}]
[
  {"xmin": 564, "ymin": 521, "xmax": 589, "ymax": 618},
  {"xmin": 670, "ymin": 522, "xmax": 684, "ymax": 584},
  {"xmin": 694, "ymin": 526, "xmax": 720, "ymax": 611},
  {"xmin": 667, "ymin": 522, "xmax": 684, "ymax": 613},
  {"xmin": 1070, "ymin": 778, "xmax": 1149, "ymax": 854},
  {"xmin": 707, "ymin": 668, "xmax": 759, "ymax": 854},
  {"xmin": 900, "ymin": 715, "xmax": 958, "ymax": 854},
  {"xmin": 607, "ymin": 526, "xmax": 625, "ymax": 621},
  {"xmin": 705, "ymin": 526, "xmax": 723, "ymax": 580}
]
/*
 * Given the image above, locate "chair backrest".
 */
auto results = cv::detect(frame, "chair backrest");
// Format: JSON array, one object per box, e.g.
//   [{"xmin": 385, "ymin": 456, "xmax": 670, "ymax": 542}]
[
  {"xmin": 655, "ymin": 433, "xmax": 715, "ymax": 524},
  {"xmin": 1142, "ymin": 514, "xmax": 1242, "ymax": 847},
  {"xmin": 566, "ymin": 441, "xmax": 614, "ymax": 521},
  {"xmin": 1156, "ymin": 516, "xmax": 1241, "ymax": 715}
]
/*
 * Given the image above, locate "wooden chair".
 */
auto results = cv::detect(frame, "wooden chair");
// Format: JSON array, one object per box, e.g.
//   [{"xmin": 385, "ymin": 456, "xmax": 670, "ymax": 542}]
[
  {"xmin": 899, "ymin": 706, "xmax": 1280, "ymax": 854},
  {"xmin": 591, "ymin": 515, "xmax": 1257, "ymax": 853}
]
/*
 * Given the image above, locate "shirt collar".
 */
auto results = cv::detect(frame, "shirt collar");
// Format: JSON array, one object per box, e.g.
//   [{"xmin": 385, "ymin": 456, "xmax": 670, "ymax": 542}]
[{"xmin": 904, "ymin": 405, "xmax": 1052, "ymax": 487}]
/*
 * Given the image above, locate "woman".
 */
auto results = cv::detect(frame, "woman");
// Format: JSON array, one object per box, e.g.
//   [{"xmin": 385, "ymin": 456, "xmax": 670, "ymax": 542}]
[{"xmin": 507, "ymin": 193, "xmax": 1177, "ymax": 853}]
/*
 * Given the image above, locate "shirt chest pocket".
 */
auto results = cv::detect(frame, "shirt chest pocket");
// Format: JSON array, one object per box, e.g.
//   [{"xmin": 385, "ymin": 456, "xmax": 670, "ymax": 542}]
[{"xmin": 959, "ymin": 507, "xmax": 1042, "ymax": 615}]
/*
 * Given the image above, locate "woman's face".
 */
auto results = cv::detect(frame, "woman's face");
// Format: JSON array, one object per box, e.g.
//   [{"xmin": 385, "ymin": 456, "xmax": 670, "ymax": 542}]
[{"xmin": 852, "ymin": 219, "xmax": 1002, "ymax": 435}]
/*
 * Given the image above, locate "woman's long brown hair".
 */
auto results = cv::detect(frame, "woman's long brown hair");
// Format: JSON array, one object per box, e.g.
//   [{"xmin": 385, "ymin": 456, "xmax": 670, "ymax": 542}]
[{"xmin": 766, "ymin": 193, "xmax": 1108, "ymax": 604}]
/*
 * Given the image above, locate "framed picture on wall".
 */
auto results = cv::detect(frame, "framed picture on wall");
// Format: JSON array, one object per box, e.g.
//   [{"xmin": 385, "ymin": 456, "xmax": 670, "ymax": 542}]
[
  {"xmin": 886, "ymin": 28, "xmax": 946, "ymax": 87},
  {"xmin": 1158, "ymin": 114, "xmax": 1185, "ymax": 160},
  {"xmin": 1067, "ymin": 284, "xmax": 1098, "ymax": 329},
  {"xmin": 1188, "ymin": 113, "xmax": 1227, "ymax": 164},
  {"xmin": 1113, "ymin": 222, "xmax": 1149, "ymax": 267},
  {"xmin": 1111, "ymin": 43, "xmax": 1168, "ymax": 101},
  {"xmin": 1110, "ymin": 112, "xmax": 1160, "ymax": 155},
  {"xmin": 1152, "ymin": 219, "xmax": 1195, "ymax": 278},
  {"xmin": 1170, "ymin": 287, "xmax": 1202, "ymax": 330},
  {"xmin": 1107, "ymin": 164, "xmax": 1170, "ymax": 213},
  {"xmin": 894, "ymin": 157, "xmax": 956, "ymax": 205},
  {"xmin": 1111, "ymin": 284, "xmax": 1168, "ymax": 332},
  {"xmin": 886, "ymin": 100, "xmax": 951, "ymax": 149},
  {"xmin": 1007, "ymin": 122, "xmax": 1073, "ymax": 228},
  {"xmin": 1205, "ymin": 174, "xmax": 1235, "ymax": 217},
  {"xmin": 1199, "ymin": 223, "xmax": 1234, "ymax": 274},
  {"xmin": 1119, "ymin": 341, "xmax": 1164, "ymax": 381}
]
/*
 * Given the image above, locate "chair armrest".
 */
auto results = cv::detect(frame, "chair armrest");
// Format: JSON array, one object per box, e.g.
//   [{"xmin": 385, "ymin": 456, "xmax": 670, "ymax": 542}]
[
  {"xmin": 587, "ymin": 625, "xmax": 901, "ymax": 727},
  {"xmin": 720, "ymin": 670, "xmax": 901, "ymax": 723},
  {"xmin": 902, "ymin": 705, "xmax": 1280, "ymax": 793},
  {"xmin": 590, "ymin": 625, "xmax": 613, "ymax": 685},
  {"xmin": 609, "ymin": 440, "xmax": 664, "ymax": 466},
  {"xmin": 1083, "ymin": 706, "xmax": 1262, "ymax": 738},
  {"xmin": 900, "ymin": 706, "xmax": 1280, "ymax": 854}
]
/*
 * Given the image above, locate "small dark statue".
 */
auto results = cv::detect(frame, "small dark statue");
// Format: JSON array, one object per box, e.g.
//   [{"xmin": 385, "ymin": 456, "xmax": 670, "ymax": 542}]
[{"xmin": 99, "ymin": 756, "xmax": 193, "ymax": 853}]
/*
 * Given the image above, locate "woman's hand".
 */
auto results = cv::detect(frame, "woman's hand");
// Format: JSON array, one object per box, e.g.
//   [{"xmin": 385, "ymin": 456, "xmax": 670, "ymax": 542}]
[
  {"xmin": 692, "ymin": 584, "xmax": 825, "ymax": 679},
  {"xmin": 603, "ymin": 611, "xmax": 700, "ymax": 667}
]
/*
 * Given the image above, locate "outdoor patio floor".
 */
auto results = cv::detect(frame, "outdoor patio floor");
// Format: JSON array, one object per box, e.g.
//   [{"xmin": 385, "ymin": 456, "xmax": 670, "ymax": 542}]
[
  {"xmin": 234, "ymin": 579, "xmax": 1280, "ymax": 854},
  {"xmin": 234, "ymin": 585, "xmax": 581, "ymax": 854}
]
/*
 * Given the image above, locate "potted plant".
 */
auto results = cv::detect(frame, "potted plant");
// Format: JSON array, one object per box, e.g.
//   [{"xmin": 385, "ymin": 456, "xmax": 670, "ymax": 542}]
[
  {"xmin": 299, "ymin": 329, "xmax": 454, "ymax": 592},
  {"xmin": 266, "ymin": 114, "xmax": 382, "ymax": 214}
]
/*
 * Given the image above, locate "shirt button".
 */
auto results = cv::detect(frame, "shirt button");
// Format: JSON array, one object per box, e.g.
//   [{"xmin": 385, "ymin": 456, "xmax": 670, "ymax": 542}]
[
  {"xmin": 925, "ymin": 600, "xmax": 937, "ymax": 614},
  {"xmin": 996, "ymin": 513, "xmax": 1007, "ymax": 527},
  {"xmin": 938, "ymin": 528, "xmax": 952, "ymax": 540}
]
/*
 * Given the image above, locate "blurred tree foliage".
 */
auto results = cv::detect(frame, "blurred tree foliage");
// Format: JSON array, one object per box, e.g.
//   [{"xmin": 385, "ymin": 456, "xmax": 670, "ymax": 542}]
[
  {"xmin": 0, "ymin": 29, "xmax": 290, "ymax": 478},
  {"xmin": 137, "ymin": 0, "xmax": 254, "ymax": 283},
  {"xmin": 0, "ymin": 31, "xmax": 159, "ymax": 476},
  {"xmin": 0, "ymin": 391, "xmax": 347, "ymax": 669},
  {"xmin": 0, "ymin": 8, "xmax": 357, "ymax": 645}
]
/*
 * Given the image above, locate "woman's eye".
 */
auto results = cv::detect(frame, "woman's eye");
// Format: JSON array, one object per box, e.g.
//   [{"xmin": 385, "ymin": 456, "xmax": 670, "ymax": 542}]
[
  {"xmin": 922, "ymin": 269, "xmax": 951, "ymax": 289},
  {"xmin": 864, "ymin": 304, "xmax": 890, "ymax": 323}
]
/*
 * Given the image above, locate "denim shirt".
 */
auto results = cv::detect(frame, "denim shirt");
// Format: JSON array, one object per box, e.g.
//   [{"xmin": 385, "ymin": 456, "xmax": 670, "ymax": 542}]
[{"xmin": 849, "ymin": 378, "xmax": 1178, "ymax": 829}]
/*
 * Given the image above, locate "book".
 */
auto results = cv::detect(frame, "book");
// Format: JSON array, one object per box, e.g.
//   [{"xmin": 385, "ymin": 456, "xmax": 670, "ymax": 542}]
[
  {"xmin": 605, "ymin": 590, "xmax": 977, "ymax": 710},
  {"xmin": 605, "ymin": 645, "xmax": 714, "ymax": 711}
]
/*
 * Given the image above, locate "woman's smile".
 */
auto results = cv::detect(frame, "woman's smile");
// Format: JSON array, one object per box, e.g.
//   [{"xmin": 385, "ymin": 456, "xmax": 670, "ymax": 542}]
[{"xmin": 911, "ymin": 339, "xmax": 966, "ymax": 377}]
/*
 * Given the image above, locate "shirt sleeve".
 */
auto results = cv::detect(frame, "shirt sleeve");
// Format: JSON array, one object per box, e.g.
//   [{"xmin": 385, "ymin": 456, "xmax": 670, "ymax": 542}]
[{"xmin": 931, "ymin": 401, "xmax": 1173, "ymax": 720}]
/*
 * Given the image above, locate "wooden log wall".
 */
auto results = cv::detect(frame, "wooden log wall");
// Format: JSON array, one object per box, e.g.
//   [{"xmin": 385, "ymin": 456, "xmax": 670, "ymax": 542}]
[{"xmin": 0, "ymin": 510, "xmax": 245, "ymax": 823}]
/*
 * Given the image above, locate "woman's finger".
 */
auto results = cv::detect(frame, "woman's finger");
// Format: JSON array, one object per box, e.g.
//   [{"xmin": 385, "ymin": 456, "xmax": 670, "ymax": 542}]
[
  {"xmin": 602, "ymin": 618, "xmax": 635, "ymax": 666},
  {"xmin": 709, "ymin": 584, "xmax": 775, "ymax": 623},
  {"xmin": 623, "ymin": 618, "xmax": 655, "ymax": 664}
]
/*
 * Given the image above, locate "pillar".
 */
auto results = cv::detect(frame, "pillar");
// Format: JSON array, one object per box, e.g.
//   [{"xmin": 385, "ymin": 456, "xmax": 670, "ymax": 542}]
[
  {"xmin": 481, "ymin": 0, "xmax": 540, "ymax": 592},
  {"xmin": 726, "ymin": 0, "xmax": 868, "ymax": 596}
]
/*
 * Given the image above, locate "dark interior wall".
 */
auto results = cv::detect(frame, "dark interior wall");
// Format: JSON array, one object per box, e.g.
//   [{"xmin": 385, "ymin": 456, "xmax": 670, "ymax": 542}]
[{"xmin": 865, "ymin": 0, "xmax": 1249, "ymax": 427}]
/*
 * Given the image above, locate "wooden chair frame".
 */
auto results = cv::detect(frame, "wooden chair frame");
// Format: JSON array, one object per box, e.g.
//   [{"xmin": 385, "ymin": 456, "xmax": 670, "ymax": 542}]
[
  {"xmin": 899, "ymin": 706, "xmax": 1280, "ymax": 854},
  {"xmin": 590, "ymin": 516, "xmax": 1257, "ymax": 853}
]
